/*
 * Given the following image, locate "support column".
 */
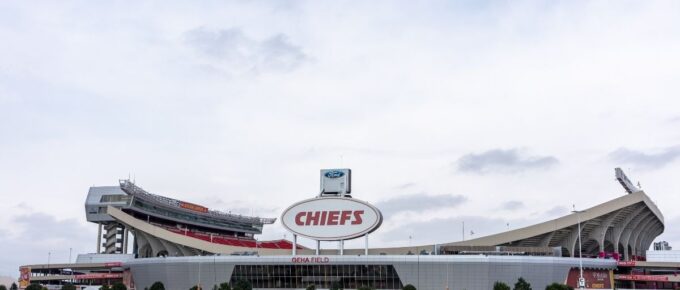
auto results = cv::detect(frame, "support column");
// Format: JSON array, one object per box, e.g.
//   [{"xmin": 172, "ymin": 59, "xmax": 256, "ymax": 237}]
[
  {"xmin": 316, "ymin": 240, "xmax": 320, "ymax": 255},
  {"xmin": 292, "ymin": 235, "xmax": 297, "ymax": 256},
  {"xmin": 97, "ymin": 224, "xmax": 102, "ymax": 254},
  {"xmin": 122, "ymin": 227, "xmax": 128, "ymax": 254},
  {"xmin": 364, "ymin": 234, "xmax": 369, "ymax": 256},
  {"xmin": 339, "ymin": 240, "xmax": 344, "ymax": 255}
]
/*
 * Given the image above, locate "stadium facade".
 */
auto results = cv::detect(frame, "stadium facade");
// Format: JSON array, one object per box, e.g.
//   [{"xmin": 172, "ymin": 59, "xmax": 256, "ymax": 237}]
[{"xmin": 18, "ymin": 168, "xmax": 677, "ymax": 290}]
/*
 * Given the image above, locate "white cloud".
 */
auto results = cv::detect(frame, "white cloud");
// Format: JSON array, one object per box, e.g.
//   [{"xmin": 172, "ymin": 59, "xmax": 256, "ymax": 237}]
[
  {"xmin": 456, "ymin": 149, "xmax": 558, "ymax": 174},
  {"xmin": 1, "ymin": 0, "xmax": 680, "ymax": 278}
]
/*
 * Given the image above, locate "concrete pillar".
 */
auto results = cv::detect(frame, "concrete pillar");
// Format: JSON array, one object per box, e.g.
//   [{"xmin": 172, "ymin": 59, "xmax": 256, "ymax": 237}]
[{"xmin": 97, "ymin": 224, "xmax": 102, "ymax": 254}]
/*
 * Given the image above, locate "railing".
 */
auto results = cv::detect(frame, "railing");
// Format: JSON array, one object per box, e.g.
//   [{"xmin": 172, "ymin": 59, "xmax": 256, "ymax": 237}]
[{"xmin": 118, "ymin": 179, "xmax": 276, "ymax": 224}]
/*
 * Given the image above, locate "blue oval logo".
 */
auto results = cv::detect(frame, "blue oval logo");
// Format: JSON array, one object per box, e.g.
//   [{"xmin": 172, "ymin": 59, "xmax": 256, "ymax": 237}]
[{"xmin": 324, "ymin": 170, "xmax": 345, "ymax": 179}]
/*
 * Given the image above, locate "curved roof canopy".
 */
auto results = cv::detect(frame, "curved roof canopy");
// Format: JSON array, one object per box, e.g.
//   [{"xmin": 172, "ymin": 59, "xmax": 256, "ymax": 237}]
[{"xmin": 444, "ymin": 191, "xmax": 664, "ymax": 259}]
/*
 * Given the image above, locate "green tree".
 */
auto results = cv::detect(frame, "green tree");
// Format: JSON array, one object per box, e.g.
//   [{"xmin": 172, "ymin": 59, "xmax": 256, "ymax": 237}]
[
  {"xmin": 545, "ymin": 283, "xmax": 573, "ymax": 290},
  {"xmin": 232, "ymin": 280, "xmax": 252, "ymax": 290},
  {"xmin": 211, "ymin": 283, "xmax": 232, "ymax": 290},
  {"xmin": 494, "ymin": 281, "xmax": 511, "ymax": 290},
  {"xmin": 329, "ymin": 281, "xmax": 342, "ymax": 290},
  {"xmin": 111, "ymin": 282, "xmax": 127, "ymax": 290},
  {"xmin": 100, "ymin": 285, "xmax": 112, "ymax": 290},
  {"xmin": 402, "ymin": 284, "xmax": 416, "ymax": 290},
  {"xmin": 149, "ymin": 282, "xmax": 165, "ymax": 290},
  {"xmin": 61, "ymin": 283, "xmax": 76, "ymax": 290},
  {"xmin": 513, "ymin": 277, "xmax": 532, "ymax": 290},
  {"xmin": 10, "ymin": 283, "xmax": 18, "ymax": 290},
  {"xmin": 305, "ymin": 284, "xmax": 315, "ymax": 290},
  {"xmin": 25, "ymin": 284, "xmax": 43, "ymax": 290},
  {"xmin": 0, "ymin": 284, "xmax": 7, "ymax": 290}
]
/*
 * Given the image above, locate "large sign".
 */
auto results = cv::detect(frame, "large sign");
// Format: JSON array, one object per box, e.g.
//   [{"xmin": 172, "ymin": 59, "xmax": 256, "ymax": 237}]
[
  {"xmin": 180, "ymin": 201, "xmax": 209, "ymax": 213},
  {"xmin": 281, "ymin": 197, "xmax": 382, "ymax": 241},
  {"xmin": 19, "ymin": 267, "xmax": 30, "ymax": 289}
]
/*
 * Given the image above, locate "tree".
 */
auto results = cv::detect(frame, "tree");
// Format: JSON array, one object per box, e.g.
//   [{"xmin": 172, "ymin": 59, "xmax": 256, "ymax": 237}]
[
  {"xmin": 0, "ymin": 284, "xmax": 7, "ymax": 290},
  {"xmin": 402, "ymin": 284, "xmax": 416, "ymax": 290},
  {"xmin": 10, "ymin": 283, "xmax": 18, "ymax": 290},
  {"xmin": 329, "ymin": 281, "xmax": 342, "ymax": 290},
  {"xmin": 149, "ymin": 282, "xmax": 165, "ymax": 290},
  {"xmin": 513, "ymin": 277, "xmax": 532, "ymax": 290},
  {"xmin": 217, "ymin": 283, "xmax": 230, "ymax": 290},
  {"xmin": 545, "ymin": 283, "xmax": 573, "ymax": 290},
  {"xmin": 305, "ymin": 285, "xmax": 315, "ymax": 290},
  {"xmin": 111, "ymin": 282, "xmax": 127, "ymax": 290},
  {"xmin": 358, "ymin": 286, "xmax": 373, "ymax": 290},
  {"xmin": 61, "ymin": 284, "xmax": 76, "ymax": 290},
  {"xmin": 232, "ymin": 280, "xmax": 251, "ymax": 290},
  {"xmin": 100, "ymin": 285, "xmax": 112, "ymax": 290},
  {"xmin": 494, "ymin": 281, "xmax": 511, "ymax": 290},
  {"xmin": 189, "ymin": 286, "xmax": 202, "ymax": 290},
  {"xmin": 25, "ymin": 284, "xmax": 43, "ymax": 290}
]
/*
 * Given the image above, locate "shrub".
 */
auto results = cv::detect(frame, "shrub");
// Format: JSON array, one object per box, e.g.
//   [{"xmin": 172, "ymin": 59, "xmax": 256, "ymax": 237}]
[
  {"xmin": 329, "ymin": 281, "xmax": 342, "ymax": 290},
  {"xmin": 545, "ymin": 283, "xmax": 573, "ymax": 290},
  {"xmin": 61, "ymin": 284, "xmax": 76, "ymax": 290},
  {"xmin": 0, "ymin": 284, "xmax": 7, "ymax": 290},
  {"xmin": 232, "ymin": 280, "xmax": 252, "ymax": 290},
  {"xmin": 494, "ymin": 281, "xmax": 511, "ymax": 290},
  {"xmin": 100, "ymin": 285, "xmax": 112, "ymax": 290},
  {"xmin": 513, "ymin": 277, "xmax": 532, "ymax": 290},
  {"xmin": 149, "ymin": 281, "xmax": 165, "ymax": 290},
  {"xmin": 305, "ymin": 285, "xmax": 315, "ymax": 290},
  {"xmin": 111, "ymin": 282, "xmax": 127, "ymax": 290},
  {"xmin": 358, "ymin": 286, "xmax": 373, "ymax": 290},
  {"xmin": 189, "ymin": 286, "xmax": 201, "ymax": 290},
  {"xmin": 402, "ymin": 284, "xmax": 416, "ymax": 290},
  {"xmin": 11, "ymin": 283, "xmax": 18, "ymax": 290},
  {"xmin": 25, "ymin": 284, "xmax": 43, "ymax": 290}
]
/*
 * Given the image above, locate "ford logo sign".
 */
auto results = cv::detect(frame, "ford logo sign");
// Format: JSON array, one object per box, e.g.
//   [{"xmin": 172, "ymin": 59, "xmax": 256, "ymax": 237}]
[{"xmin": 324, "ymin": 170, "xmax": 345, "ymax": 179}]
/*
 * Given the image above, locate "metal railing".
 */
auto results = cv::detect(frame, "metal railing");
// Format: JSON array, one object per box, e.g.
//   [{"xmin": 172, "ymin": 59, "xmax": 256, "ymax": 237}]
[{"xmin": 118, "ymin": 179, "xmax": 276, "ymax": 224}]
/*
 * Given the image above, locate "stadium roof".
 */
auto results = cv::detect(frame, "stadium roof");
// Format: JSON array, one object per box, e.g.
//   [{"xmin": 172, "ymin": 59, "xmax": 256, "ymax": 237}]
[{"xmin": 443, "ymin": 190, "xmax": 664, "ymax": 260}]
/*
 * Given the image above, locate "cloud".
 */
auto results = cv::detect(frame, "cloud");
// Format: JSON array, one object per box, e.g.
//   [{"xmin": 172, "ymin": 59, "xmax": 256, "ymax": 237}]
[
  {"xmin": 184, "ymin": 27, "xmax": 307, "ymax": 74},
  {"xmin": 375, "ymin": 194, "xmax": 467, "ymax": 217},
  {"xmin": 609, "ymin": 146, "xmax": 680, "ymax": 169},
  {"xmin": 500, "ymin": 200, "xmax": 524, "ymax": 211},
  {"xmin": 545, "ymin": 206, "xmax": 568, "ymax": 217},
  {"xmin": 456, "ymin": 149, "xmax": 558, "ymax": 174},
  {"xmin": 0, "ymin": 213, "xmax": 96, "ymax": 279},
  {"xmin": 379, "ymin": 215, "xmax": 526, "ymax": 244}
]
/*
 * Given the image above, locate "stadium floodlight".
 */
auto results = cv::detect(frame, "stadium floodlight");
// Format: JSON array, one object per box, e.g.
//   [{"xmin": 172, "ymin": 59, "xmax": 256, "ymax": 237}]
[{"xmin": 572, "ymin": 205, "xmax": 586, "ymax": 289}]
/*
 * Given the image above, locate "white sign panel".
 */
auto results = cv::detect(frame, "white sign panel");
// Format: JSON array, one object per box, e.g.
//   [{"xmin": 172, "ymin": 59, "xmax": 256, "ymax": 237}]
[{"xmin": 281, "ymin": 197, "xmax": 383, "ymax": 241}]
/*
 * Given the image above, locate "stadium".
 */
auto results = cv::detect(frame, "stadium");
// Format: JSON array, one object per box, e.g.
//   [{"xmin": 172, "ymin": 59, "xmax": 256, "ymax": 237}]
[{"xmin": 17, "ymin": 168, "xmax": 680, "ymax": 290}]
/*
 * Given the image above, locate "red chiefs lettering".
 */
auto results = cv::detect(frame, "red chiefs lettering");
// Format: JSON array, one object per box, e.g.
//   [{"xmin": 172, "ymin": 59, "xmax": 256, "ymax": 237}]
[{"xmin": 295, "ymin": 210, "xmax": 364, "ymax": 226}]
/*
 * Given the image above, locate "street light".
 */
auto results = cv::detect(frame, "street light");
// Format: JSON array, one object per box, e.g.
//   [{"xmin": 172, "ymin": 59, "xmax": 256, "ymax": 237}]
[{"xmin": 572, "ymin": 205, "xmax": 586, "ymax": 289}]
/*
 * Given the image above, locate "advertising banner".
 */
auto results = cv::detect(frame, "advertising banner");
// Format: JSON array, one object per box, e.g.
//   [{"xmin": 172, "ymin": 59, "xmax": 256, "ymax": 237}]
[
  {"xmin": 19, "ymin": 267, "xmax": 30, "ymax": 289},
  {"xmin": 566, "ymin": 268, "xmax": 613, "ymax": 289}
]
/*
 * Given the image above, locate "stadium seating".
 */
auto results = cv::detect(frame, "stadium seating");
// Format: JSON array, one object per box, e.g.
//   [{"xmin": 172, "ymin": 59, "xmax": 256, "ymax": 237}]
[{"xmin": 154, "ymin": 222, "xmax": 302, "ymax": 249}]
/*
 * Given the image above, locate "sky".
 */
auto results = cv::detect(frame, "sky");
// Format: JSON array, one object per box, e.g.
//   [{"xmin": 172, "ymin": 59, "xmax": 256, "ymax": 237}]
[{"xmin": 1, "ymin": 0, "xmax": 680, "ymax": 279}]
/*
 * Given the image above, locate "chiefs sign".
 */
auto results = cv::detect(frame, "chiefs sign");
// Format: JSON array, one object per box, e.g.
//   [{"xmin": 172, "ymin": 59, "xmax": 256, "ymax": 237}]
[{"xmin": 281, "ymin": 197, "xmax": 382, "ymax": 241}]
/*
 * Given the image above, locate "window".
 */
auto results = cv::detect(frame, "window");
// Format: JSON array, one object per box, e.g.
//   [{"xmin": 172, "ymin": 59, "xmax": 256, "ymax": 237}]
[{"xmin": 230, "ymin": 264, "xmax": 402, "ymax": 289}]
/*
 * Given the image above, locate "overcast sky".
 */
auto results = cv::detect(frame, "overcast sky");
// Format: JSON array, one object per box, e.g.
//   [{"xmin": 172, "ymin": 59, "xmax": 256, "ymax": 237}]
[{"xmin": 2, "ymin": 0, "xmax": 680, "ymax": 279}]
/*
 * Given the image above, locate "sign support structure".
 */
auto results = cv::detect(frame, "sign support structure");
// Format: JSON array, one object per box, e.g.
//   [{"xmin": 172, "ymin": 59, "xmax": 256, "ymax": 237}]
[{"xmin": 282, "ymin": 169, "xmax": 383, "ymax": 256}]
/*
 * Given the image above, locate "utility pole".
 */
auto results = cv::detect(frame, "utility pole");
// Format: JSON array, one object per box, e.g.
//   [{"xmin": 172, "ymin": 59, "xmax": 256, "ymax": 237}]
[{"xmin": 572, "ymin": 205, "xmax": 586, "ymax": 289}]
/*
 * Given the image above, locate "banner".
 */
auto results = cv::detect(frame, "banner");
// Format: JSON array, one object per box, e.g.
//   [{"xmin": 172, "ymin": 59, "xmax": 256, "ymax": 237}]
[{"xmin": 19, "ymin": 267, "xmax": 30, "ymax": 289}]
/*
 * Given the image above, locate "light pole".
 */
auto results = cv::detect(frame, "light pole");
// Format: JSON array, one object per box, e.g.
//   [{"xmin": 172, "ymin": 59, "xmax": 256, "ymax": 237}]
[{"xmin": 572, "ymin": 205, "xmax": 586, "ymax": 289}]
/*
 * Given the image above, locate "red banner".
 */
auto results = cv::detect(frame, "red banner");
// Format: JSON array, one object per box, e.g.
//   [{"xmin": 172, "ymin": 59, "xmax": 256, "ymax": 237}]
[
  {"xmin": 74, "ymin": 273, "xmax": 123, "ymax": 280},
  {"xmin": 566, "ymin": 268, "xmax": 613, "ymax": 289},
  {"xmin": 617, "ymin": 260, "xmax": 636, "ymax": 267},
  {"xmin": 615, "ymin": 274, "xmax": 669, "ymax": 282},
  {"xmin": 180, "ymin": 202, "xmax": 209, "ymax": 213}
]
